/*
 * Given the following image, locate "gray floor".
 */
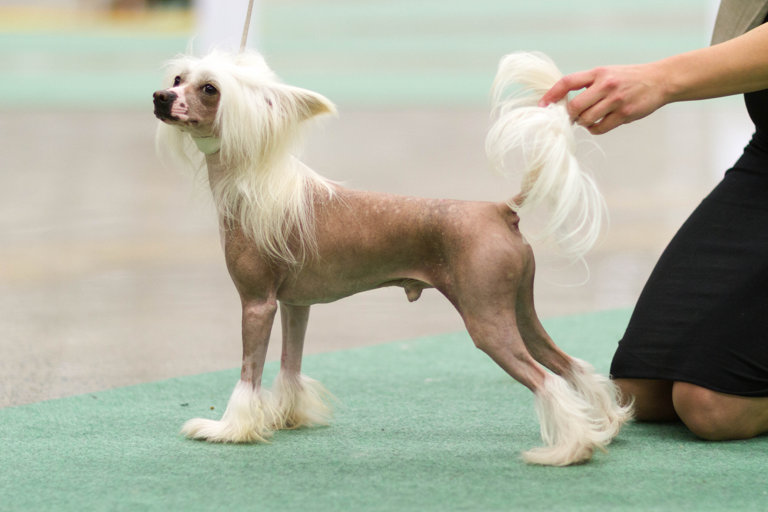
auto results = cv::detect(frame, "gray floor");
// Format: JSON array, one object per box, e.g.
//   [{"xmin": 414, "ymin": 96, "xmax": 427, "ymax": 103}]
[{"xmin": 0, "ymin": 98, "xmax": 752, "ymax": 407}]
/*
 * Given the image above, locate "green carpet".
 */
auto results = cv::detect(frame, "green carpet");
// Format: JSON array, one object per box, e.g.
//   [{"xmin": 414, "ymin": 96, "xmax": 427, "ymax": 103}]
[{"xmin": 1, "ymin": 309, "xmax": 766, "ymax": 511}]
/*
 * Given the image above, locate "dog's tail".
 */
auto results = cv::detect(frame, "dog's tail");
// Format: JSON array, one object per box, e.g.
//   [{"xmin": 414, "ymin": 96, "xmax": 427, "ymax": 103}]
[{"xmin": 486, "ymin": 52, "xmax": 605, "ymax": 259}]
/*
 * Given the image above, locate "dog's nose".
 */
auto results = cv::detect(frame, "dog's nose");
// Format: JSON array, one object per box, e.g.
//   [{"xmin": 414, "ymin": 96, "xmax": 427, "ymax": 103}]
[
  {"xmin": 153, "ymin": 89, "xmax": 177, "ymax": 105},
  {"xmin": 153, "ymin": 90, "xmax": 177, "ymax": 119}
]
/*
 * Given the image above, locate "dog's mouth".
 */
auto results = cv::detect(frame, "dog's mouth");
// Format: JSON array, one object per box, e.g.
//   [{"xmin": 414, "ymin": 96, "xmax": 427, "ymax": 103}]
[{"xmin": 154, "ymin": 109, "xmax": 179, "ymax": 123}]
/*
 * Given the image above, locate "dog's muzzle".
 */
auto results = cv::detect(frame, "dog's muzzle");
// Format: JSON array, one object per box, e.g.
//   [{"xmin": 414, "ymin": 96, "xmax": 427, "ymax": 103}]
[{"xmin": 153, "ymin": 90, "xmax": 178, "ymax": 120}]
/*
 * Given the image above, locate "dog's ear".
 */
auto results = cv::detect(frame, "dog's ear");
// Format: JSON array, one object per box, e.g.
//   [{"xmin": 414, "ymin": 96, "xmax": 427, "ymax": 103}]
[
  {"xmin": 281, "ymin": 85, "xmax": 337, "ymax": 121},
  {"xmin": 216, "ymin": 80, "xmax": 336, "ymax": 171}
]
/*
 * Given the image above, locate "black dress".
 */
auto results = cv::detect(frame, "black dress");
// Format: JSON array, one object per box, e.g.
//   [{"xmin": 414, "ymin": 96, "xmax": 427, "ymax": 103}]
[{"xmin": 609, "ymin": 88, "xmax": 768, "ymax": 397}]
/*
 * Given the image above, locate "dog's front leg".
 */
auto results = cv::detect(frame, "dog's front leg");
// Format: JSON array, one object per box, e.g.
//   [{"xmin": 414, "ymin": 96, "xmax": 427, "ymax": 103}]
[
  {"xmin": 272, "ymin": 302, "xmax": 333, "ymax": 429},
  {"xmin": 181, "ymin": 298, "xmax": 279, "ymax": 443}
]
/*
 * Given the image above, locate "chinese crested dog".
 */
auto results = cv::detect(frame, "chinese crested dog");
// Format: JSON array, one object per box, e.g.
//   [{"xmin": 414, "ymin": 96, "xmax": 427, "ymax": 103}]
[{"xmin": 153, "ymin": 51, "xmax": 632, "ymax": 466}]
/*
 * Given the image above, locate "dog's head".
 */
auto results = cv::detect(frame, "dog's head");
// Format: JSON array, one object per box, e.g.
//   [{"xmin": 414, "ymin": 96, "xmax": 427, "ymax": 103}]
[
  {"xmin": 153, "ymin": 51, "xmax": 337, "ymax": 266},
  {"xmin": 154, "ymin": 51, "xmax": 336, "ymax": 169}
]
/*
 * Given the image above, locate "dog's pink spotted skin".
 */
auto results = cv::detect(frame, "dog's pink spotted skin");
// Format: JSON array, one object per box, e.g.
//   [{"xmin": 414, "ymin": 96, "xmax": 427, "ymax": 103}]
[{"xmin": 206, "ymin": 148, "xmax": 547, "ymax": 389}]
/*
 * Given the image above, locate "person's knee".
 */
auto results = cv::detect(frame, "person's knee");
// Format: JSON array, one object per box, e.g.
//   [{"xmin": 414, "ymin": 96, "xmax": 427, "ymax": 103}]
[
  {"xmin": 672, "ymin": 382, "xmax": 742, "ymax": 440},
  {"xmin": 614, "ymin": 378, "xmax": 676, "ymax": 421}
]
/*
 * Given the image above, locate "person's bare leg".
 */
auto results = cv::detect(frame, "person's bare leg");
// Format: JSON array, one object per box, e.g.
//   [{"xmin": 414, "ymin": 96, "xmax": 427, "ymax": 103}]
[
  {"xmin": 614, "ymin": 378, "xmax": 678, "ymax": 421},
  {"xmin": 672, "ymin": 382, "xmax": 768, "ymax": 440}
]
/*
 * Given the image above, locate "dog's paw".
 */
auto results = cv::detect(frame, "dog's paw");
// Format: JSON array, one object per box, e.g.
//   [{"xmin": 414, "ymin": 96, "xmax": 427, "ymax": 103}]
[
  {"xmin": 272, "ymin": 372, "xmax": 334, "ymax": 430},
  {"xmin": 181, "ymin": 380, "xmax": 277, "ymax": 443},
  {"xmin": 525, "ymin": 374, "xmax": 611, "ymax": 466},
  {"xmin": 181, "ymin": 417, "xmax": 272, "ymax": 443},
  {"xmin": 522, "ymin": 442, "xmax": 594, "ymax": 467},
  {"xmin": 567, "ymin": 358, "xmax": 635, "ymax": 443}
]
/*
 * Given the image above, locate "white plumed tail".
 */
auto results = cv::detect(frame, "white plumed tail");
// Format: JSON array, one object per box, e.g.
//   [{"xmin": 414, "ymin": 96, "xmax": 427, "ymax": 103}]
[{"xmin": 486, "ymin": 52, "xmax": 606, "ymax": 259}]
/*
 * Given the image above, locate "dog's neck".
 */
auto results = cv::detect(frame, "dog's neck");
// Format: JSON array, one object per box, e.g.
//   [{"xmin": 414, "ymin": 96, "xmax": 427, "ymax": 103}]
[
  {"xmin": 192, "ymin": 136, "xmax": 221, "ymax": 155},
  {"xmin": 202, "ymin": 150, "xmax": 226, "ymax": 187}
]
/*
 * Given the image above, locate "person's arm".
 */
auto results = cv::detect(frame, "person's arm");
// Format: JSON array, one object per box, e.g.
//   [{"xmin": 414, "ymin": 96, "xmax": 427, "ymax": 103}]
[{"xmin": 539, "ymin": 22, "xmax": 768, "ymax": 134}]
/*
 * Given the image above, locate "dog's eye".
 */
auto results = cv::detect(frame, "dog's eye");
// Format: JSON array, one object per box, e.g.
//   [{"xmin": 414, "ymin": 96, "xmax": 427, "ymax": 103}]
[
  {"xmin": 202, "ymin": 84, "xmax": 218, "ymax": 95},
  {"xmin": 173, "ymin": 76, "xmax": 181, "ymax": 86}
]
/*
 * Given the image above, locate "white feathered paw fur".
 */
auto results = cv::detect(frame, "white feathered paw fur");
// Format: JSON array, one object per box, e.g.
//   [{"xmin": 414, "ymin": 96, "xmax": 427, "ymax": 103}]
[
  {"xmin": 272, "ymin": 371, "xmax": 335, "ymax": 429},
  {"xmin": 181, "ymin": 376, "xmax": 334, "ymax": 443},
  {"xmin": 181, "ymin": 380, "xmax": 279, "ymax": 443},
  {"xmin": 523, "ymin": 369, "xmax": 634, "ymax": 466},
  {"xmin": 566, "ymin": 358, "xmax": 634, "ymax": 443}
]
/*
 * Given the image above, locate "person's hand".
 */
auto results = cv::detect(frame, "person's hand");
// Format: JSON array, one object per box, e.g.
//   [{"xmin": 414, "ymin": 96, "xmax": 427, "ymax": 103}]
[{"xmin": 538, "ymin": 63, "xmax": 670, "ymax": 134}]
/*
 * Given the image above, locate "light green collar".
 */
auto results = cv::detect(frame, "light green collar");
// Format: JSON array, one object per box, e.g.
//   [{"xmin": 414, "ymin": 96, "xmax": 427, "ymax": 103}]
[{"xmin": 192, "ymin": 136, "xmax": 221, "ymax": 155}]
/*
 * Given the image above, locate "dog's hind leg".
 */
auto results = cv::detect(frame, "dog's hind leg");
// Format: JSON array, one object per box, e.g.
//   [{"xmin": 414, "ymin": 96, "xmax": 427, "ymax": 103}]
[
  {"xmin": 272, "ymin": 302, "xmax": 333, "ymax": 430},
  {"xmin": 447, "ymin": 249, "xmax": 609, "ymax": 466},
  {"xmin": 460, "ymin": 305, "xmax": 603, "ymax": 466},
  {"xmin": 514, "ymin": 256, "xmax": 634, "ymax": 446},
  {"xmin": 181, "ymin": 298, "xmax": 280, "ymax": 443}
]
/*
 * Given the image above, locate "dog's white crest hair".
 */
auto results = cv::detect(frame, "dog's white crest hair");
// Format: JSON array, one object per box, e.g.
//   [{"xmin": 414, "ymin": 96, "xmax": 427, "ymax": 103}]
[
  {"xmin": 156, "ymin": 51, "xmax": 336, "ymax": 266},
  {"xmin": 486, "ymin": 52, "xmax": 606, "ymax": 259}
]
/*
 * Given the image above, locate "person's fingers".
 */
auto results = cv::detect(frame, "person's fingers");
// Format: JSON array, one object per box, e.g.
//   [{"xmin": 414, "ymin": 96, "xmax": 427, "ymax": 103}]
[
  {"xmin": 538, "ymin": 70, "xmax": 596, "ymax": 107},
  {"xmin": 572, "ymin": 93, "xmax": 617, "ymax": 126},
  {"xmin": 586, "ymin": 111, "xmax": 625, "ymax": 134},
  {"xmin": 539, "ymin": 63, "xmax": 662, "ymax": 135},
  {"xmin": 566, "ymin": 85, "xmax": 616, "ymax": 123}
]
